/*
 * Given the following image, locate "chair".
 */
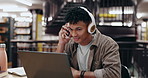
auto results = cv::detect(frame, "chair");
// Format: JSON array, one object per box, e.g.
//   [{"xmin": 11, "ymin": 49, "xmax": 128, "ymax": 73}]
[{"xmin": 121, "ymin": 65, "xmax": 131, "ymax": 78}]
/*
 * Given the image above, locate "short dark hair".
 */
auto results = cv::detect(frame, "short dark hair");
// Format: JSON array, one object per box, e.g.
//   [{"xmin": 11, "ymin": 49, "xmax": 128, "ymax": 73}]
[{"xmin": 64, "ymin": 6, "xmax": 91, "ymax": 25}]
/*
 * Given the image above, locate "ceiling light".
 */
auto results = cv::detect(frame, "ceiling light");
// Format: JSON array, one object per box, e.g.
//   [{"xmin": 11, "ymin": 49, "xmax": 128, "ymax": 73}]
[
  {"xmin": 137, "ymin": 13, "xmax": 143, "ymax": 19},
  {"xmin": 20, "ymin": 12, "xmax": 32, "ymax": 17},
  {"xmin": 109, "ymin": 7, "xmax": 134, "ymax": 14},
  {"xmin": 16, "ymin": 0, "xmax": 32, "ymax": 6},
  {"xmin": 127, "ymin": 22, "xmax": 132, "ymax": 27},
  {"xmin": 10, "ymin": 14, "xmax": 17, "ymax": 18},
  {"xmin": 48, "ymin": 17, "xmax": 53, "ymax": 21},
  {"xmin": 99, "ymin": 22, "xmax": 103, "ymax": 25},
  {"xmin": 3, "ymin": 8, "xmax": 28, "ymax": 12},
  {"xmin": 0, "ymin": 4, "xmax": 18, "ymax": 9},
  {"xmin": 0, "ymin": 13, "xmax": 9, "ymax": 17},
  {"xmin": 15, "ymin": 17, "xmax": 32, "ymax": 22},
  {"xmin": 111, "ymin": 22, "xmax": 123, "ymax": 26},
  {"xmin": 0, "ymin": 13, "xmax": 16, "ymax": 18},
  {"xmin": 109, "ymin": 10, "xmax": 133, "ymax": 14},
  {"xmin": 142, "ymin": 22, "xmax": 146, "ymax": 27}
]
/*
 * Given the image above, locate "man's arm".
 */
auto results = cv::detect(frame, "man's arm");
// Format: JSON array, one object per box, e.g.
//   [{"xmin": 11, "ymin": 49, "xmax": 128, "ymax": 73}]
[
  {"xmin": 71, "ymin": 67, "xmax": 96, "ymax": 78},
  {"xmin": 56, "ymin": 43, "xmax": 66, "ymax": 53},
  {"xmin": 84, "ymin": 71, "xmax": 96, "ymax": 78},
  {"xmin": 56, "ymin": 24, "xmax": 71, "ymax": 53},
  {"xmin": 94, "ymin": 38, "xmax": 121, "ymax": 78}
]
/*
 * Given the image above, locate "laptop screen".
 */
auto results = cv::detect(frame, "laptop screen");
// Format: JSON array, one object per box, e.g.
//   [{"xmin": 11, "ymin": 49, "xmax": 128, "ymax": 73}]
[{"xmin": 18, "ymin": 51, "xmax": 73, "ymax": 78}]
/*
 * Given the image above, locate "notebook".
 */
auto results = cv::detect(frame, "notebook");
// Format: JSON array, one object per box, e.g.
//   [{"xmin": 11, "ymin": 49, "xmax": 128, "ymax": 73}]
[
  {"xmin": 8, "ymin": 67, "xmax": 26, "ymax": 77},
  {"xmin": 18, "ymin": 51, "xmax": 73, "ymax": 78}
]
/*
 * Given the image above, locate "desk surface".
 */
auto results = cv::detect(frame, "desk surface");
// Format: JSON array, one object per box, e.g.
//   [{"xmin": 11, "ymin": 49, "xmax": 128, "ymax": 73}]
[
  {"xmin": 7, "ymin": 67, "xmax": 27, "ymax": 78},
  {"xmin": 8, "ymin": 74, "xmax": 27, "ymax": 78}
]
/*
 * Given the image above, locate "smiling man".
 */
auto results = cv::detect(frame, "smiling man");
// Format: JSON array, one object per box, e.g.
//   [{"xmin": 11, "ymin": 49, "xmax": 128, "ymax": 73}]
[{"xmin": 56, "ymin": 6, "xmax": 121, "ymax": 78}]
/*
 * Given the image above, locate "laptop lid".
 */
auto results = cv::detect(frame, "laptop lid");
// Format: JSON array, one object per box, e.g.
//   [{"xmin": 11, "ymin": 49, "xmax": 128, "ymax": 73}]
[{"xmin": 18, "ymin": 51, "xmax": 73, "ymax": 78}]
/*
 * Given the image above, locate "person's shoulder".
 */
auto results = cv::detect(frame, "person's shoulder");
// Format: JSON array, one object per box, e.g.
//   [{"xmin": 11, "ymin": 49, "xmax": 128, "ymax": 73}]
[
  {"xmin": 95, "ymin": 29, "xmax": 112, "ymax": 40},
  {"xmin": 98, "ymin": 34, "xmax": 119, "ymax": 50},
  {"xmin": 104, "ymin": 35, "xmax": 117, "ymax": 43},
  {"xmin": 96, "ymin": 32, "xmax": 117, "ymax": 45},
  {"xmin": 95, "ymin": 30, "xmax": 114, "ymax": 42},
  {"xmin": 102, "ymin": 34, "xmax": 114, "ymax": 41}
]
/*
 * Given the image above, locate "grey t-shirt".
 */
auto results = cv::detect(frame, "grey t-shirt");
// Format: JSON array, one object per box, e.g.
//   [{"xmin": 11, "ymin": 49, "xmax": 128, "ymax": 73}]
[{"xmin": 77, "ymin": 38, "xmax": 94, "ymax": 71}]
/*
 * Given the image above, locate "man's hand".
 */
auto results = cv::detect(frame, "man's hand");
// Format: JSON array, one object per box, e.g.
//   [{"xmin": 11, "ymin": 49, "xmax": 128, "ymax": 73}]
[
  {"xmin": 59, "ymin": 23, "xmax": 71, "ymax": 45},
  {"xmin": 71, "ymin": 67, "xmax": 81, "ymax": 78},
  {"xmin": 56, "ymin": 23, "xmax": 71, "ymax": 53},
  {"xmin": 71, "ymin": 67, "xmax": 96, "ymax": 78}
]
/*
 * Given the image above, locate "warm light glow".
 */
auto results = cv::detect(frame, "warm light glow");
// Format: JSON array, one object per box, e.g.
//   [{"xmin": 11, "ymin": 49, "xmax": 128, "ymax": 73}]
[
  {"xmin": 99, "ymin": 14, "xmax": 116, "ymax": 18},
  {"xmin": 16, "ymin": 0, "xmax": 32, "ymax": 6}
]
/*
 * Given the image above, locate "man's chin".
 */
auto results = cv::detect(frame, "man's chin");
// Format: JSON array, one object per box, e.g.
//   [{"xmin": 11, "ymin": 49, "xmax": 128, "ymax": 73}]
[
  {"xmin": 73, "ymin": 40, "xmax": 80, "ymax": 43},
  {"xmin": 73, "ymin": 38, "xmax": 79, "ymax": 42},
  {"xmin": 74, "ymin": 41, "xmax": 79, "ymax": 43}
]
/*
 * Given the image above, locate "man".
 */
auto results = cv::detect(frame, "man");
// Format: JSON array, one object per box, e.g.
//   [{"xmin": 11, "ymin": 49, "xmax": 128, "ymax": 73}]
[{"xmin": 56, "ymin": 6, "xmax": 121, "ymax": 78}]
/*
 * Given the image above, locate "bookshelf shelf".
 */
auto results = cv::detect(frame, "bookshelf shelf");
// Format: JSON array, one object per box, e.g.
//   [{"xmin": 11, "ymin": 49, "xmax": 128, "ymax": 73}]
[{"xmin": 14, "ymin": 22, "xmax": 32, "ymax": 40}]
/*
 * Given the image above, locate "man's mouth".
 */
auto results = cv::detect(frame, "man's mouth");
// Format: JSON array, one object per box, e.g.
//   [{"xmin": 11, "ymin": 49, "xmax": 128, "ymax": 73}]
[{"xmin": 73, "ymin": 37, "xmax": 79, "ymax": 41}]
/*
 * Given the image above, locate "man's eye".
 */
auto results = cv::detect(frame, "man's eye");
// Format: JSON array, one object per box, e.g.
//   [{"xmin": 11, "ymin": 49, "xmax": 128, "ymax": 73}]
[{"xmin": 77, "ymin": 28, "xmax": 82, "ymax": 31}]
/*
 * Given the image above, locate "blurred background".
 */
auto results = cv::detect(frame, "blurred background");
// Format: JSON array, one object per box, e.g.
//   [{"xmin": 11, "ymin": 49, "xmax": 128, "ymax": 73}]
[{"xmin": 0, "ymin": 0, "xmax": 148, "ymax": 78}]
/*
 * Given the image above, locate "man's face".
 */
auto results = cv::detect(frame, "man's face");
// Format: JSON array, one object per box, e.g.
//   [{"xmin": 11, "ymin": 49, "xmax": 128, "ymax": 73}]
[{"xmin": 69, "ymin": 21, "xmax": 92, "ymax": 45}]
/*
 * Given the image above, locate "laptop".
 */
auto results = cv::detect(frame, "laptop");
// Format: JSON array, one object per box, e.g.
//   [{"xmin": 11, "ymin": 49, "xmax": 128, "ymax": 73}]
[{"xmin": 18, "ymin": 51, "xmax": 73, "ymax": 78}]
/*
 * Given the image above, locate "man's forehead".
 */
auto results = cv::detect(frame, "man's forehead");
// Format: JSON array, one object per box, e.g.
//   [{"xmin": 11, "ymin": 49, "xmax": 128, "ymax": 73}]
[{"xmin": 69, "ymin": 24, "xmax": 82, "ymax": 29}]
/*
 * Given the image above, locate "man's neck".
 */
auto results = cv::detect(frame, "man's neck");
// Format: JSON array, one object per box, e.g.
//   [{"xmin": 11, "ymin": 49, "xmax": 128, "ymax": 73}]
[{"xmin": 80, "ymin": 35, "xmax": 93, "ymax": 46}]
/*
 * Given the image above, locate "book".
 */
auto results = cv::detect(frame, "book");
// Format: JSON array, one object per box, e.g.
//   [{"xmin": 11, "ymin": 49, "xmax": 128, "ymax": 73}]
[
  {"xmin": 8, "ymin": 67, "xmax": 26, "ymax": 77},
  {"xmin": 0, "ymin": 71, "xmax": 8, "ymax": 78}
]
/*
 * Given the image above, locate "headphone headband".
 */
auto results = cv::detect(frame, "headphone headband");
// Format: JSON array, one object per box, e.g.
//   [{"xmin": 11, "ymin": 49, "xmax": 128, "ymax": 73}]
[
  {"xmin": 79, "ymin": 7, "xmax": 96, "ymax": 27},
  {"xmin": 79, "ymin": 7, "xmax": 96, "ymax": 34}
]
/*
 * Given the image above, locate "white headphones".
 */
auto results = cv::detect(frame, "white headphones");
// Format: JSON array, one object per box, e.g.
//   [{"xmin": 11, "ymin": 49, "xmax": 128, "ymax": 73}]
[{"xmin": 80, "ymin": 7, "xmax": 96, "ymax": 34}]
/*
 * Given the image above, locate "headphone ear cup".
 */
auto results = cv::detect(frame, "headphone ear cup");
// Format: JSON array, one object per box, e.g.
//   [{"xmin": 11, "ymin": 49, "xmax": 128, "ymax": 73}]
[
  {"xmin": 79, "ymin": 7, "xmax": 96, "ymax": 34},
  {"xmin": 88, "ymin": 23, "xmax": 96, "ymax": 34}
]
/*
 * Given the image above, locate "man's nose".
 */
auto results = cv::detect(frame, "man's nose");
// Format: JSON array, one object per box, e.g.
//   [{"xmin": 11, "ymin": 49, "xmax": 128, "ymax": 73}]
[{"xmin": 71, "ymin": 30, "xmax": 77, "ymax": 37}]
